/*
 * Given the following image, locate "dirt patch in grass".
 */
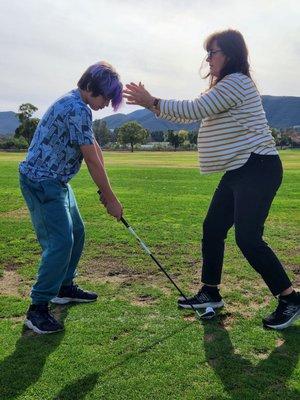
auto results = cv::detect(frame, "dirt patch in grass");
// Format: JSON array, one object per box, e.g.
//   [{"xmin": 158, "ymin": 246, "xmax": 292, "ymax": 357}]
[
  {"xmin": 5, "ymin": 316, "xmax": 24, "ymax": 323},
  {"xmin": 256, "ymin": 353, "xmax": 269, "ymax": 360},
  {"xmin": 0, "ymin": 270, "xmax": 20, "ymax": 296},
  {"xmin": 218, "ymin": 312, "xmax": 235, "ymax": 328},
  {"xmin": 82, "ymin": 256, "xmax": 139, "ymax": 282},
  {"xmin": 286, "ymin": 264, "xmax": 300, "ymax": 286},
  {"xmin": 3, "ymin": 260, "xmax": 24, "ymax": 271},
  {"xmin": 204, "ymin": 333, "xmax": 216, "ymax": 342},
  {"xmin": 131, "ymin": 294, "xmax": 158, "ymax": 307},
  {"xmin": 81, "ymin": 256, "xmax": 173, "ymax": 295},
  {"xmin": 182, "ymin": 314, "xmax": 196, "ymax": 322},
  {"xmin": 276, "ymin": 338, "xmax": 285, "ymax": 347},
  {"xmin": 0, "ymin": 207, "xmax": 29, "ymax": 219}
]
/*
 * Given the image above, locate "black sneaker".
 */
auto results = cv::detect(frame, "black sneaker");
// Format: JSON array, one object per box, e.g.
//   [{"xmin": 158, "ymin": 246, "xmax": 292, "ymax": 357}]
[
  {"xmin": 51, "ymin": 284, "xmax": 98, "ymax": 305},
  {"xmin": 178, "ymin": 286, "xmax": 224, "ymax": 309},
  {"xmin": 263, "ymin": 292, "xmax": 300, "ymax": 330},
  {"xmin": 25, "ymin": 304, "xmax": 63, "ymax": 334}
]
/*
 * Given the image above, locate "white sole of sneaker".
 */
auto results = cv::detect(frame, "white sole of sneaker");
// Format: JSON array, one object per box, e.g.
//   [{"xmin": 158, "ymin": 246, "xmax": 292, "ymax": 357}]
[
  {"xmin": 24, "ymin": 319, "xmax": 63, "ymax": 334},
  {"xmin": 178, "ymin": 300, "xmax": 224, "ymax": 309},
  {"xmin": 264, "ymin": 309, "xmax": 300, "ymax": 330},
  {"xmin": 50, "ymin": 297, "xmax": 97, "ymax": 305}
]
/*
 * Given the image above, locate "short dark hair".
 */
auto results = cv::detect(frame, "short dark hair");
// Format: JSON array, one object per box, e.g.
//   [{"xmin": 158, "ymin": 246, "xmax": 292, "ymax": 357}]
[
  {"xmin": 204, "ymin": 29, "xmax": 252, "ymax": 88},
  {"xmin": 78, "ymin": 61, "xmax": 123, "ymax": 111}
]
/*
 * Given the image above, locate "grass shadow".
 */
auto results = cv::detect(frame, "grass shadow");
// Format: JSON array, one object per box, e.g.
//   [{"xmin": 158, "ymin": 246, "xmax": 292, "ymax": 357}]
[
  {"xmin": 203, "ymin": 319, "xmax": 300, "ymax": 400},
  {"xmin": 53, "ymin": 373, "xmax": 99, "ymax": 400},
  {"xmin": 0, "ymin": 304, "xmax": 71, "ymax": 399},
  {"xmin": 53, "ymin": 320, "xmax": 194, "ymax": 400}
]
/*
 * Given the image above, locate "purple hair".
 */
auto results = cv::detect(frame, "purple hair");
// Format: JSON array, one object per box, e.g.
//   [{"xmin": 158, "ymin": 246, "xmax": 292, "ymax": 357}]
[{"xmin": 77, "ymin": 62, "xmax": 123, "ymax": 111}]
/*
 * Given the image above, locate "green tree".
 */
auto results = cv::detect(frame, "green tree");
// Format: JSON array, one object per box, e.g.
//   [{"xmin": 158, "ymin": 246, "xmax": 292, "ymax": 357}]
[
  {"xmin": 150, "ymin": 130, "xmax": 165, "ymax": 142},
  {"xmin": 14, "ymin": 103, "xmax": 39, "ymax": 145},
  {"xmin": 188, "ymin": 130, "xmax": 198, "ymax": 144},
  {"xmin": 93, "ymin": 119, "xmax": 111, "ymax": 146},
  {"xmin": 117, "ymin": 121, "xmax": 148, "ymax": 152},
  {"xmin": 167, "ymin": 129, "xmax": 188, "ymax": 150},
  {"xmin": 280, "ymin": 134, "xmax": 292, "ymax": 149}
]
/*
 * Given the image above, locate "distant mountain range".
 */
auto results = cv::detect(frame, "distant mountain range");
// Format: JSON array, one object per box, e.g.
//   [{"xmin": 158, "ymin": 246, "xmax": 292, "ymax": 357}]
[
  {"xmin": 101, "ymin": 96, "xmax": 300, "ymax": 131},
  {"xmin": 0, "ymin": 112, "xmax": 19, "ymax": 136},
  {"xmin": 1, "ymin": 95, "xmax": 299, "ymax": 136}
]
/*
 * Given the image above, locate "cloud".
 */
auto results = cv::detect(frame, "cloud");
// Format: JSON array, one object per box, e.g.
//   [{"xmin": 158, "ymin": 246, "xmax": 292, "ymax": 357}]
[{"xmin": 0, "ymin": 0, "xmax": 299, "ymax": 118}]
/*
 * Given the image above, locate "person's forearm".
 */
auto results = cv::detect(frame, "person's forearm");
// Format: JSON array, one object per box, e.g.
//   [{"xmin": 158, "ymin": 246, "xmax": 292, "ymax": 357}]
[
  {"xmin": 85, "ymin": 158, "xmax": 114, "ymax": 198},
  {"xmin": 95, "ymin": 141, "xmax": 105, "ymax": 165}
]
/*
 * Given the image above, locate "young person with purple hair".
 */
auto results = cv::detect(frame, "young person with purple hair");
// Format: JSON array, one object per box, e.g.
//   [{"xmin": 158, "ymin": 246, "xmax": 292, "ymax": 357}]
[
  {"xmin": 19, "ymin": 61, "xmax": 123, "ymax": 334},
  {"xmin": 124, "ymin": 29, "xmax": 300, "ymax": 330}
]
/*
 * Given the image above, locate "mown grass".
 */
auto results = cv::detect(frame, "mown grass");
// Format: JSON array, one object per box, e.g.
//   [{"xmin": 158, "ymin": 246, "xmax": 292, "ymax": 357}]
[{"xmin": 0, "ymin": 150, "xmax": 299, "ymax": 400}]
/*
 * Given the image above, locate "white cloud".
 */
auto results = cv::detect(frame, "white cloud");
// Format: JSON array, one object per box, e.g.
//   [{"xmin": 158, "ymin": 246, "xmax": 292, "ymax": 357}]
[{"xmin": 0, "ymin": 0, "xmax": 299, "ymax": 118}]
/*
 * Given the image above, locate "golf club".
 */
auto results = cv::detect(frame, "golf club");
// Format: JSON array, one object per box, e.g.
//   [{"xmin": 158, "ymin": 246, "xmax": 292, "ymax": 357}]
[
  {"xmin": 98, "ymin": 190, "xmax": 215, "ymax": 321},
  {"xmin": 119, "ymin": 216, "xmax": 215, "ymax": 321}
]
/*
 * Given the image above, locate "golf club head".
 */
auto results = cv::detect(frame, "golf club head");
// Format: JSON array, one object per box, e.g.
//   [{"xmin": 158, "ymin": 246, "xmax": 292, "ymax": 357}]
[{"xmin": 196, "ymin": 306, "xmax": 216, "ymax": 320}]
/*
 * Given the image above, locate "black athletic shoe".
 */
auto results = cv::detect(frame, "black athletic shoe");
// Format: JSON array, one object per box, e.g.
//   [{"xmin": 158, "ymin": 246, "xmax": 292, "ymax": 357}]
[
  {"xmin": 25, "ymin": 304, "xmax": 63, "ymax": 334},
  {"xmin": 178, "ymin": 286, "xmax": 224, "ymax": 309},
  {"xmin": 263, "ymin": 292, "xmax": 300, "ymax": 330},
  {"xmin": 51, "ymin": 284, "xmax": 98, "ymax": 305}
]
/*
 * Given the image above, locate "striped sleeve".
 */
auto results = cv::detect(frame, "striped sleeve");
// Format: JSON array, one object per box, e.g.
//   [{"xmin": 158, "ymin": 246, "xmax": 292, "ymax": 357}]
[{"xmin": 158, "ymin": 74, "xmax": 246, "ymax": 123}]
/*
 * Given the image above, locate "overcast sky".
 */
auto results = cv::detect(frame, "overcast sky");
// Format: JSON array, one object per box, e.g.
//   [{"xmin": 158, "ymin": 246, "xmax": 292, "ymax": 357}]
[{"xmin": 1, "ymin": 0, "xmax": 299, "ymax": 119}]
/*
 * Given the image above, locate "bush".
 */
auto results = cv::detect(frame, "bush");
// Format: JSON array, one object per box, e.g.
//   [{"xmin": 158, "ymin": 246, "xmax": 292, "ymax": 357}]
[
  {"xmin": 0, "ymin": 137, "xmax": 28, "ymax": 150},
  {"xmin": 181, "ymin": 141, "xmax": 197, "ymax": 150}
]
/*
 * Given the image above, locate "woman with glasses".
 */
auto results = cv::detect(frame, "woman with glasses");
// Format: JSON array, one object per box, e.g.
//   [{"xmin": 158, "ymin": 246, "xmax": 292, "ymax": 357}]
[{"xmin": 123, "ymin": 29, "xmax": 299, "ymax": 330}]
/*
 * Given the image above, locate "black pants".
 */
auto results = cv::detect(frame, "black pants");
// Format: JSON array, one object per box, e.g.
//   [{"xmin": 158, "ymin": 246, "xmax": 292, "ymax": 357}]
[{"xmin": 201, "ymin": 152, "xmax": 292, "ymax": 296}]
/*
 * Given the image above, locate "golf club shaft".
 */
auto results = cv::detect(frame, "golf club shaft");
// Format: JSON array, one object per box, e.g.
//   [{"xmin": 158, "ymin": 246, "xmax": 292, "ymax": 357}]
[{"xmin": 120, "ymin": 217, "xmax": 202, "ymax": 318}]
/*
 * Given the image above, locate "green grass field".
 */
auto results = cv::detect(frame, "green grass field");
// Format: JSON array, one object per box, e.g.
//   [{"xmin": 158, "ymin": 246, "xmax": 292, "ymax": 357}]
[{"xmin": 0, "ymin": 150, "xmax": 299, "ymax": 400}]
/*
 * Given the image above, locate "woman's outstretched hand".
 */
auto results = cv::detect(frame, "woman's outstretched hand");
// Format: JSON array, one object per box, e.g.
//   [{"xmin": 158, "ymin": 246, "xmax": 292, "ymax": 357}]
[{"xmin": 123, "ymin": 82, "xmax": 155, "ymax": 109}]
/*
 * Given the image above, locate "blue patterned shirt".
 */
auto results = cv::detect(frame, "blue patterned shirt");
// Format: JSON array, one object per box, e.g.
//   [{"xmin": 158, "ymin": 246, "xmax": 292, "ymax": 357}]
[{"xmin": 19, "ymin": 89, "xmax": 94, "ymax": 183}]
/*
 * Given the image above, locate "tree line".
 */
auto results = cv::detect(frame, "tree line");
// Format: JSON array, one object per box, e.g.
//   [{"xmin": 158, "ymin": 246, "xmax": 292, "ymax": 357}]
[{"xmin": 0, "ymin": 103, "xmax": 299, "ymax": 151}]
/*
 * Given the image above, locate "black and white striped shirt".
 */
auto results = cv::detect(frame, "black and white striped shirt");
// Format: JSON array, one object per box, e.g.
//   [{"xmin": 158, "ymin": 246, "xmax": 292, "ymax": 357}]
[{"xmin": 158, "ymin": 73, "xmax": 278, "ymax": 173}]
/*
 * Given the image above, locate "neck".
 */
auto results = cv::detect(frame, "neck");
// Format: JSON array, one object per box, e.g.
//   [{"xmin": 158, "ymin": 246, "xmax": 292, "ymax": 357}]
[{"xmin": 78, "ymin": 88, "xmax": 88, "ymax": 104}]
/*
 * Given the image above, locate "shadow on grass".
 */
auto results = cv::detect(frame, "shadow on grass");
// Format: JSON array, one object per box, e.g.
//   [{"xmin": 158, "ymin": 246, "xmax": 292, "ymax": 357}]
[
  {"xmin": 203, "ymin": 318, "xmax": 300, "ymax": 400},
  {"xmin": 53, "ymin": 373, "xmax": 100, "ymax": 400},
  {"xmin": 0, "ymin": 304, "xmax": 70, "ymax": 399},
  {"xmin": 53, "ymin": 321, "xmax": 194, "ymax": 400}
]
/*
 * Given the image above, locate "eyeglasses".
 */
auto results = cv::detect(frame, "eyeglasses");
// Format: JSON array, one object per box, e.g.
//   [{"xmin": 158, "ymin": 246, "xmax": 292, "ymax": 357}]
[{"xmin": 206, "ymin": 50, "xmax": 223, "ymax": 59}]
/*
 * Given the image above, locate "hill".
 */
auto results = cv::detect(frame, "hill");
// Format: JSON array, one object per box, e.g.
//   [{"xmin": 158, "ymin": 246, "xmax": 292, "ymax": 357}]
[
  {"xmin": 0, "ymin": 112, "xmax": 19, "ymax": 136},
  {"xmin": 102, "ymin": 95, "xmax": 300, "ymax": 131},
  {"xmin": 1, "ymin": 95, "xmax": 299, "ymax": 136}
]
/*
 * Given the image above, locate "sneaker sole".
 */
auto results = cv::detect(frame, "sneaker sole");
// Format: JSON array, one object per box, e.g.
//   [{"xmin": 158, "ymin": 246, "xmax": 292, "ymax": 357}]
[
  {"xmin": 50, "ymin": 297, "xmax": 97, "ymax": 305},
  {"xmin": 263, "ymin": 309, "xmax": 300, "ymax": 330},
  {"xmin": 178, "ymin": 300, "xmax": 224, "ymax": 309},
  {"xmin": 24, "ymin": 319, "xmax": 63, "ymax": 335}
]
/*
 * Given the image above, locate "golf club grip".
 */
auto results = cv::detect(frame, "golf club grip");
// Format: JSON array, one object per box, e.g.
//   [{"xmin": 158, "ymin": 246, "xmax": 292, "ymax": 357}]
[{"xmin": 120, "ymin": 216, "xmax": 129, "ymax": 228}]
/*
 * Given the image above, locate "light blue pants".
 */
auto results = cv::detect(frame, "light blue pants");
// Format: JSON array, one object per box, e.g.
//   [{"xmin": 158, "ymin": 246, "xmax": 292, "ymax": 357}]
[{"xmin": 19, "ymin": 174, "xmax": 85, "ymax": 304}]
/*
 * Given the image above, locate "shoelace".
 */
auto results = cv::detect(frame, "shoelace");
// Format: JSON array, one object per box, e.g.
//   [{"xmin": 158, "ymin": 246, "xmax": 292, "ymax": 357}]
[
  {"xmin": 34, "ymin": 306, "xmax": 57, "ymax": 323},
  {"xmin": 196, "ymin": 291, "xmax": 211, "ymax": 302},
  {"xmin": 69, "ymin": 284, "xmax": 84, "ymax": 295},
  {"xmin": 274, "ymin": 300, "xmax": 298, "ymax": 317},
  {"xmin": 283, "ymin": 304, "xmax": 298, "ymax": 316}
]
